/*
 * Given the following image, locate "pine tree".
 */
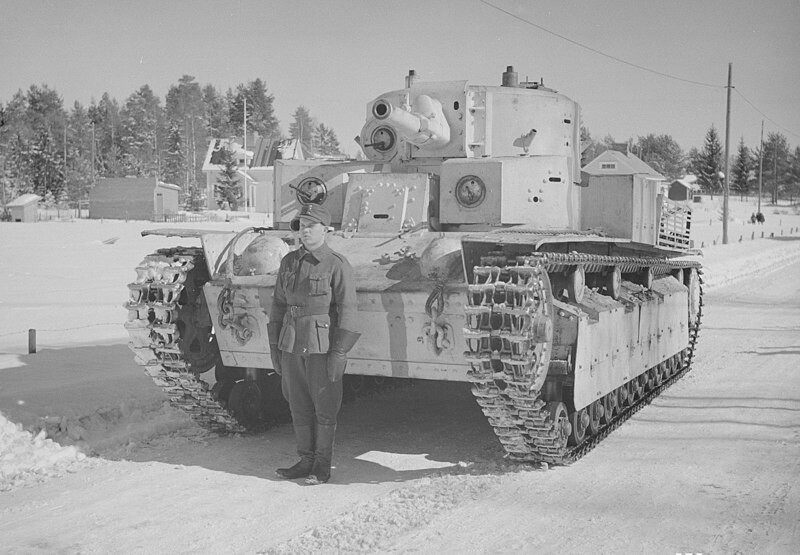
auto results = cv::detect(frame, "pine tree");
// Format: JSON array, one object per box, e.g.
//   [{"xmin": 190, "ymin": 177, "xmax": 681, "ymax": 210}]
[
  {"xmin": 316, "ymin": 123, "xmax": 341, "ymax": 156},
  {"xmin": 214, "ymin": 146, "xmax": 240, "ymax": 210},
  {"xmin": 761, "ymin": 132, "xmax": 791, "ymax": 203},
  {"xmin": 163, "ymin": 122, "xmax": 185, "ymax": 188},
  {"xmin": 731, "ymin": 137, "xmax": 752, "ymax": 199},
  {"xmin": 203, "ymin": 84, "xmax": 230, "ymax": 138},
  {"xmin": 120, "ymin": 85, "xmax": 161, "ymax": 177},
  {"xmin": 697, "ymin": 125, "xmax": 723, "ymax": 195},
  {"xmin": 290, "ymin": 106, "xmax": 316, "ymax": 157},
  {"xmin": 29, "ymin": 127, "xmax": 65, "ymax": 198},
  {"xmin": 788, "ymin": 146, "xmax": 800, "ymax": 203},
  {"xmin": 229, "ymin": 79, "xmax": 279, "ymax": 139}
]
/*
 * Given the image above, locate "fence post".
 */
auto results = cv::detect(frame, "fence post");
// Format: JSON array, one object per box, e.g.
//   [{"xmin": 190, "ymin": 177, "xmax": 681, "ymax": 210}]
[{"xmin": 28, "ymin": 329, "xmax": 36, "ymax": 354}]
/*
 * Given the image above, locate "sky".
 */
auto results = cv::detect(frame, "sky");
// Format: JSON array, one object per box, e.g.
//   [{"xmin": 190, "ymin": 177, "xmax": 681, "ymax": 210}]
[{"xmin": 1, "ymin": 0, "xmax": 799, "ymax": 157}]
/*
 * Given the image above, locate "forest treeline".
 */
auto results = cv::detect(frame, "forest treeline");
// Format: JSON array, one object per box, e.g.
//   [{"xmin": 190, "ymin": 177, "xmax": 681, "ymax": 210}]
[
  {"xmin": 0, "ymin": 75, "xmax": 342, "ymax": 208},
  {"xmin": 1, "ymin": 74, "xmax": 799, "ymax": 209},
  {"xmin": 582, "ymin": 126, "xmax": 800, "ymax": 203}
]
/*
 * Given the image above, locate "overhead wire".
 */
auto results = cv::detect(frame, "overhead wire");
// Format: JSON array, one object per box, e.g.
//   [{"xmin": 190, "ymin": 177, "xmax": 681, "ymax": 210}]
[
  {"xmin": 733, "ymin": 88, "xmax": 800, "ymax": 141},
  {"xmin": 480, "ymin": 0, "xmax": 723, "ymax": 89},
  {"xmin": 480, "ymin": 0, "xmax": 799, "ymax": 140}
]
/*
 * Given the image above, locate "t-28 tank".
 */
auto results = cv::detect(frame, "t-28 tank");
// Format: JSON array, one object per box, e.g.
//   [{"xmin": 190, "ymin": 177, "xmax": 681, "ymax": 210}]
[{"xmin": 125, "ymin": 67, "xmax": 702, "ymax": 464}]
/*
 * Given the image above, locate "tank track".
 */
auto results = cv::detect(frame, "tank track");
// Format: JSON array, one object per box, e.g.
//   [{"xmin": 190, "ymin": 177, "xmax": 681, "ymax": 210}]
[
  {"xmin": 125, "ymin": 247, "xmax": 246, "ymax": 433},
  {"xmin": 464, "ymin": 251, "xmax": 703, "ymax": 465}
]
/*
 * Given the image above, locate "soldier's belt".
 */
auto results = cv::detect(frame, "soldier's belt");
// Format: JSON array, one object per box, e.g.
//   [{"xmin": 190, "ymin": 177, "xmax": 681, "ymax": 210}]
[{"xmin": 287, "ymin": 305, "xmax": 330, "ymax": 317}]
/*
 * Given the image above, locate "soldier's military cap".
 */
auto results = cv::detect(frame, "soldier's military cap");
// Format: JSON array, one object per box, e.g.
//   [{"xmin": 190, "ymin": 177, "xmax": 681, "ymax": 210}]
[{"xmin": 291, "ymin": 203, "xmax": 332, "ymax": 231}]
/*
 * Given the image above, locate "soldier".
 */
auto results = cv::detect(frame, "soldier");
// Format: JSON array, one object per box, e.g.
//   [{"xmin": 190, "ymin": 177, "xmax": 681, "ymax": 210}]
[{"xmin": 267, "ymin": 203, "xmax": 360, "ymax": 485}]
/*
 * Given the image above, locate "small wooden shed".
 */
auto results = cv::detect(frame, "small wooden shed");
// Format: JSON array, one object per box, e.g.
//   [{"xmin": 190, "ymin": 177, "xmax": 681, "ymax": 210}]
[
  {"xmin": 6, "ymin": 194, "xmax": 41, "ymax": 222},
  {"xmin": 667, "ymin": 177, "xmax": 699, "ymax": 202},
  {"xmin": 90, "ymin": 178, "xmax": 180, "ymax": 220}
]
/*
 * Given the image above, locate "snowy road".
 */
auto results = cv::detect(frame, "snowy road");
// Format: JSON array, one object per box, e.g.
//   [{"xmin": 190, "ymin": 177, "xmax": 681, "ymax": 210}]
[{"xmin": 2, "ymin": 257, "xmax": 799, "ymax": 554}]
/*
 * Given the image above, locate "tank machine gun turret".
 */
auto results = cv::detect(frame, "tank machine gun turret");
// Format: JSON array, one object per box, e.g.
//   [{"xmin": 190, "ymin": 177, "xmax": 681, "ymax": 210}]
[{"xmin": 126, "ymin": 67, "xmax": 701, "ymax": 465}]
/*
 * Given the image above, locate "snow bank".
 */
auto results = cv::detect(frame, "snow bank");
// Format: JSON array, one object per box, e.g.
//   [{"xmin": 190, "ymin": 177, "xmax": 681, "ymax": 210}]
[{"xmin": 0, "ymin": 412, "xmax": 89, "ymax": 491}]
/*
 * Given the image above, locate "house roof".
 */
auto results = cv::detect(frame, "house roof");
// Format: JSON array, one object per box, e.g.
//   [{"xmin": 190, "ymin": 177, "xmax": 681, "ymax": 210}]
[
  {"xmin": 583, "ymin": 150, "xmax": 664, "ymax": 179},
  {"xmin": 7, "ymin": 194, "xmax": 42, "ymax": 207},
  {"xmin": 670, "ymin": 178, "xmax": 700, "ymax": 191}
]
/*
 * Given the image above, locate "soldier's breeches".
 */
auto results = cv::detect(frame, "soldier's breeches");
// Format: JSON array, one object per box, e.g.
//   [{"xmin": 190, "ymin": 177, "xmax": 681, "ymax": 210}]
[{"xmin": 281, "ymin": 352, "xmax": 343, "ymax": 427}]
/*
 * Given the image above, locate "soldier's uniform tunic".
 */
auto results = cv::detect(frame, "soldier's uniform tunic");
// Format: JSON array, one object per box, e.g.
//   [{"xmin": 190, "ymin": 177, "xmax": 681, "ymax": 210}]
[{"xmin": 270, "ymin": 242, "xmax": 358, "ymax": 429}]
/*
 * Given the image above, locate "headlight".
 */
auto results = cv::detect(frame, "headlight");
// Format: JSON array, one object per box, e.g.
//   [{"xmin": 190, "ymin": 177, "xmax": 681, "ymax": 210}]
[{"xmin": 454, "ymin": 175, "xmax": 486, "ymax": 208}]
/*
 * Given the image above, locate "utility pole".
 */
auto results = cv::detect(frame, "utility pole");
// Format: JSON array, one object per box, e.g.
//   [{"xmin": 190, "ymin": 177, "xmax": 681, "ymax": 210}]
[
  {"xmin": 757, "ymin": 120, "xmax": 763, "ymax": 215},
  {"xmin": 722, "ymin": 62, "xmax": 732, "ymax": 244},
  {"xmin": 243, "ymin": 97, "xmax": 248, "ymax": 212}
]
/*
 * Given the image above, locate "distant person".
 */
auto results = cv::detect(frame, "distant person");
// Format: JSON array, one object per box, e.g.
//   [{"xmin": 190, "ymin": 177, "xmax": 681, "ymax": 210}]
[
  {"xmin": 756, "ymin": 212, "xmax": 765, "ymax": 224},
  {"xmin": 268, "ymin": 203, "xmax": 360, "ymax": 485},
  {"xmin": 751, "ymin": 213, "xmax": 756, "ymax": 224}
]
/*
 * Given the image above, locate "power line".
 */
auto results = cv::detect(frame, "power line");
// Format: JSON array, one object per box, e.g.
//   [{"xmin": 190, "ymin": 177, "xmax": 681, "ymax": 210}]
[
  {"xmin": 481, "ymin": 0, "xmax": 800, "ymax": 142},
  {"xmin": 733, "ymin": 88, "xmax": 800, "ymax": 141},
  {"xmin": 480, "ymin": 0, "xmax": 723, "ymax": 89}
]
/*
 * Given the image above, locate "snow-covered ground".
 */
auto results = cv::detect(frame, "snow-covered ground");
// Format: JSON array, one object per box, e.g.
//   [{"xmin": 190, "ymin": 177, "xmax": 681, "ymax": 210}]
[{"xmin": 1, "ymin": 197, "xmax": 799, "ymax": 553}]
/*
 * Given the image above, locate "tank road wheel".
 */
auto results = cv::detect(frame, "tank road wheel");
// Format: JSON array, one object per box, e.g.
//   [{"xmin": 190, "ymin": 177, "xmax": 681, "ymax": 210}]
[
  {"xmin": 604, "ymin": 266, "xmax": 622, "ymax": 300},
  {"xmin": 546, "ymin": 402, "xmax": 571, "ymax": 452},
  {"xmin": 228, "ymin": 380, "xmax": 267, "ymax": 430},
  {"xmin": 621, "ymin": 381, "xmax": 635, "ymax": 408},
  {"xmin": 631, "ymin": 375, "xmax": 645, "ymax": 401},
  {"xmin": 645, "ymin": 367, "xmax": 658, "ymax": 391},
  {"xmin": 569, "ymin": 407, "xmax": 589, "ymax": 446},
  {"xmin": 587, "ymin": 400, "xmax": 603, "ymax": 435},
  {"xmin": 566, "ymin": 266, "xmax": 586, "ymax": 304},
  {"xmin": 601, "ymin": 390, "xmax": 618, "ymax": 425}
]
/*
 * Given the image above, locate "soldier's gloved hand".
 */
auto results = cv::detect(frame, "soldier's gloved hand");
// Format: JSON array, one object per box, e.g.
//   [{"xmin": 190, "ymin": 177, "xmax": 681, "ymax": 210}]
[
  {"xmin": 327, "ymin": 350, "xmax": 347, "ymax": 382},
  {"xmin": 270, "ymin": 346, "xmax": 282, "ymax": 376}
]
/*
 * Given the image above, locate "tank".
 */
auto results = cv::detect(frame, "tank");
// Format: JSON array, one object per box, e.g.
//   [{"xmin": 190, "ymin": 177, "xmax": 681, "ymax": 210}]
[{"xmin": 125, "ymin": 67, "xmax": 702, "ymax": 464}]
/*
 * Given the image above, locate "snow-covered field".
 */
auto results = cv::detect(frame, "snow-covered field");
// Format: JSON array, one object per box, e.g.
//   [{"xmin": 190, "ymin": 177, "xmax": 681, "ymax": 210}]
[{"xmin": 1, "ymin": 197, "xmax": 799, "ymax": 553}]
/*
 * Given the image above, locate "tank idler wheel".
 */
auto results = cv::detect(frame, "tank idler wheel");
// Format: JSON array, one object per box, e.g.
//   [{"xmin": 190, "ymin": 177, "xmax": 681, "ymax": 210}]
[
  {"xmin": 603, "ymin": 266, "xmax": 622, "ymax": 300},
  {"xmin": 587, "ymin": 400, "xmax": 603, "ymax": 435},
  {"xmin": 547, "ymin": 402, "xmax": 571, "ymax": 452},
  {"xmin": 566, "ymin": 266, "xmax": 586, "ymax": 304},
  {"xmin": 601, "ymin": 390, "xmax": 618, "ymax": 425},
  {"xmin": 569, "ymin": 407, "xmax": 589, "ymax": 446},
  {"xmin": 228, "ymin": 380, "xmax": 266, "ymax": 430}
]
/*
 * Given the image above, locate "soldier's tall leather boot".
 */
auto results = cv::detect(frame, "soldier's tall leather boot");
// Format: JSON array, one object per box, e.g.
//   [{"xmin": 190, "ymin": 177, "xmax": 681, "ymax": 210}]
[
  {"xmin": 305, "ymin": 424, "xmax": 336, "ymax": 485},
  {"xmin": 276, "ymin": 424, "xmax": 314, "ymax": 479}
]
